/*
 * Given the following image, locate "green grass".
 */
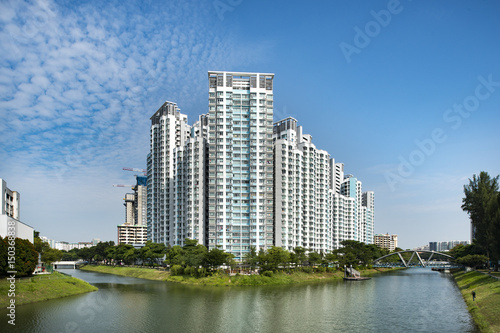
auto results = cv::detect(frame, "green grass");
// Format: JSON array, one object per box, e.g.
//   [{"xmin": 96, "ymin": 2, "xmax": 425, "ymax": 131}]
[
  {"xmin": 0, "ymin": 272, "xmax": 97, "ymax": 307},
  {"xmin": 453, "ymin": 270, "xmax": 500, "ymax": 333},
  {"xmin": 80, "ymin": 265, "xmax": 398, "ymax": 286},
  {"xmin": 80, "ymin": 265, "xmax": 171, "ymax": 280}
]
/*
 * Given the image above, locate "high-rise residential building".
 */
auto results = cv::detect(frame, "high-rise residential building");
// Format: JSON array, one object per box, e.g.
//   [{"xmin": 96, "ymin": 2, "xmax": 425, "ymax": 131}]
[
  {"xmin": 340, "ymin": 175, "xmax": 361, "ymax": 241},
  {"xmin": 362, "ymin": 191, "xmax": 375, "ymax": 244},
  {"xmin": 273, "ymin": 117, "xmax": 332, "ymax": 252},
  {"xmin": 146, "ymin": 71, "xmax": 375, "ymax": 258},
  {"xmin": 330, "ymin": 192, "xmax": 355, "ymax": 249},
  {"xmin": 147, "ymin": 102, "xmax": 191, "ymax": 246},
  {"xmin": 206, "ymin": 71, "xmax": 275, "ymax": 260},
  {"xmin": 118, "ymin": 176, "xmax": 147, "ymax": 245},
  {"xmin": 429, "ymin": 240, "xmax": 470, "ymax": 252},
  {"xmin": 374, "ymin": 233, "xmax": 398, "ymax": 251},
  {"xmin": 0, "ymin": 178, "xmax": 34, "ymax": 243}
]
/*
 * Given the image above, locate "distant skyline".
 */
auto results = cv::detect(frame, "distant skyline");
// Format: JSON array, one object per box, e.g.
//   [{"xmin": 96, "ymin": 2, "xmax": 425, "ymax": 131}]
[{"xmin": 1, "ymin": 0, "xmax": 499, "ymax": 249}]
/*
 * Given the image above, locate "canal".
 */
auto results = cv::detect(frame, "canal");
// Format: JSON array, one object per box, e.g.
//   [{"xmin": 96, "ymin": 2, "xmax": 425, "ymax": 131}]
[{"xmin": 1, "ymin": 268, "xmax": 477, "ymax": 332}]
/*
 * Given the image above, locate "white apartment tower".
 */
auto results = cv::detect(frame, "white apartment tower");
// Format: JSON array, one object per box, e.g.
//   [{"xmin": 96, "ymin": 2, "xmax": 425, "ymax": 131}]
[
  {"xmin": 146, "ymin": 71, "xmax": 375, "ymax": 256},
  {"xmin": 207, "ymin": 71, "xmax": 275, "ymax": 260},
  {"xmin": 273, "ymin": 117, "xmax": 333, "ymax": 252},
  {"xmin": 362, "ymin": 191, "xmax": 375, "ymax": 244},
  {"xmin": 273, "ymin": 118, "xmax": 304, "ymax": 251},
  {"xmin": 147, "ymin": 101, "xmax": 193, "ymax": 246}
]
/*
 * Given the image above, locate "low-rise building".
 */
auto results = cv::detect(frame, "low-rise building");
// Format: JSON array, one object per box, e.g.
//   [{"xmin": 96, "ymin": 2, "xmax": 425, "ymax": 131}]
[
  {"xmin": 0, "ymin": 178, "xmax": 34, "ymax": 243},
  {"xmin": 374, "ymin": 233, "xmax": 398, "ymax": 252}
]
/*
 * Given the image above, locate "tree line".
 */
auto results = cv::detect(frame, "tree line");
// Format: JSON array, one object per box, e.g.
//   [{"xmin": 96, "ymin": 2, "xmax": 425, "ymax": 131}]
[
  {"xmin": 1, "ymin": 234, "xmax": 401, "ymax": 278},
  {"xmin": 461, "ymin": 171, "xmax": 500, "ymax": 270}
]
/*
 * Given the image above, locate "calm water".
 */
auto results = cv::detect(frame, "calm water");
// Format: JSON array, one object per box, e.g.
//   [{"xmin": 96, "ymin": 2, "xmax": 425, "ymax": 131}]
[{"xmin": 2, "ymin": 268, "xmax": 477, "ymax": 333}]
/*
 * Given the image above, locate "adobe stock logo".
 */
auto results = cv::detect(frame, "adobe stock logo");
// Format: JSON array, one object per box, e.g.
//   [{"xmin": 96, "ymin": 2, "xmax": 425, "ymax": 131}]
[
  {"xmin": 385, "ymin": 74, "xmax": 500, "ymax": 191},
  {"xmin": 339, "ymin": 0, "xmax": 408, "ymax": 64}
]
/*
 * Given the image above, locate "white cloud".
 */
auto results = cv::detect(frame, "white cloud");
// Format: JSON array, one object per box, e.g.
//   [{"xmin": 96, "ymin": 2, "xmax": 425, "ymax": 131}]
[{"xmin": 0, "ymin": 0, "xmax": 270, "ymax": 242}]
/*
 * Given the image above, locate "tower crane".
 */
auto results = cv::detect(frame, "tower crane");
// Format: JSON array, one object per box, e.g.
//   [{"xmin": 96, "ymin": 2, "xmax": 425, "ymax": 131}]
[{"xmin": 123, "ymin": 167, "xmax": 147, "ymax": 175}]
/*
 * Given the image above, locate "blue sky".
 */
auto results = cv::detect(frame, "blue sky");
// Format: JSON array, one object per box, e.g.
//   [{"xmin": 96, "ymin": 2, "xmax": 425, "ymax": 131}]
[{"xmin": 1, "ymin": 0, "xmax": 499, "ymax": 249}]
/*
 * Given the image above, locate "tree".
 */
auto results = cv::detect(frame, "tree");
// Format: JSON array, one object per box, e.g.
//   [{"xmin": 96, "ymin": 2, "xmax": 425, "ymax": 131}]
[
  {"xmin": 164, "ymin": 245, "xmax": 185, "ymax": 266},
  {"xmin": 324, "ymin": 252, "xmax": 339, "ymax": 266},
  {"xmin": 13, "ymin": 238, "xmax": 38, "ymax": 277},
  {"xmin": 292, "ymin": 247, "xmax": 307, "ymax": 267},
  {"xmin": 257, "ymin": 248, "xmax": 270, "ymax": 271},
  {"xmin": 457, "ymin": 254, "xmax": 489, "ymax": 269},
  {"xmin": 112, "ymin": 244, "xmax": 131, "ymax": 264},
  {"xmin": 203, "ymin": 248, "xmax": 232, "ymax": 270},
  {"xmin": 267, "ymin": 246, "xmax": 290, "ymax": 271},
  {"xmin": 94, "ymin": 241, "xmax": 115, "ymax": 265},
  {"xmin": 338, "ymin": 252, "xmax": 357, "ymax": 268},
  {"xmin": 449, "ymin": 244, "xmax": 482, "ymax": 260},
  {"xmin": 462, "ymin": 171, "xmax": 500, "ymax": 270},
  {"xmin": 41, "ymin": 248, "xmax": 63, "ymax": 266},
  {"xmin": 34, "ymin": 236, "xmax": 50, "ymax": 255},
  {"xmin": 78, "ymin": 246, "xmax": 96, "ymax": 263},
  {"xmin": 307, "ymin": 251, "xmax": 322, "ymax": 267},
  {"xmin": 243, "ymin": 246, "xmax": 258, "ymax": 270},
  {"xmin": 147, "ymin": 241, "xmax": 167, "ymax": 265},
  {"xmin": 0, "ymin": 236, "xmax": 7, "ymax": 276},
  {"xmin": 61, "ymin": 250, "xmax": 78, "ymax": 261},
  {"xmin": 105, "ymin": 246, "xmax": 117, "ymax": 264},
  {"xmin": 182, "ymin": 239, "xmax": 206, "ymax": 268}
]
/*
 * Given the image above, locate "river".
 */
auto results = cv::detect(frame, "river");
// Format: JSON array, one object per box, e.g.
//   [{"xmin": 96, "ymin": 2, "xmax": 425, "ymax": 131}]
[{"xmin": 1, "ymin": 268, "xmax": 477, "ymax": 332}]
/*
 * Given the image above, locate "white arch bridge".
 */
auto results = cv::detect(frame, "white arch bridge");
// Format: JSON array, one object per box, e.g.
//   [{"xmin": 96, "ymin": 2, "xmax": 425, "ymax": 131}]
[{"xmin": 373, "ymin": 250, "xmax": 462, "ymax": 268}]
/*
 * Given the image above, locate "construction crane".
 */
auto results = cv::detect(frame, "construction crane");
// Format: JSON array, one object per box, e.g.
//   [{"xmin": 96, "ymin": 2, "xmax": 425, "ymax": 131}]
[
  {"xmin": 112, "ymin": 184, "xmax": 134, "ymax": 188},
  {"xmin": 123, "ymin": 167, "xmax": 147, "ymax": 175}
]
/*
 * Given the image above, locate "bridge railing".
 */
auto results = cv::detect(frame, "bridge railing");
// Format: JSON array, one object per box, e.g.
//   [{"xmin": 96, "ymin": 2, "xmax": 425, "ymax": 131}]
[{"xmin": 373, "ymin": 250, "xmax": 460, "ymax": 268}]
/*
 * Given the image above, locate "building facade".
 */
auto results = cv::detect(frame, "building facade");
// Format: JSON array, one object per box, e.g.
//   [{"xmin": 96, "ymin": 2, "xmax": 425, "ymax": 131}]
[
  {"xmin": 374, "ymin": 233, "xmax": 398, "ymax": 251},
  {"xmin": 0, "ymin": 178, "xmax": 34, "ymax": 243},
  {"xmin": 146, "ymin": 71, "xmax": 375, "ymax": 258},
  {"xmin": 429, "ymin": 240, "xmax": 470, "ymax": 252},
  {"xmin": 273, "ymin": 117, "xmax": 333, "ymax": 252},
  {"xmin": 118, "ymin": 176, "xmax": 148, "ymax": 245},
  {"xmin": 206, "ymin": 71, "xmax": 275, "ymax": 260}
]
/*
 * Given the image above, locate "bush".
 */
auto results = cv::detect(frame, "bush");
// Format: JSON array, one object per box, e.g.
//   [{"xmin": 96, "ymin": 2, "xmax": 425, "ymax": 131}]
[
  {"xmin": 170, "ymin": 265, "xmax": 184, "ymax": 276},
  {"xmin": 184, "ymin": 266, "xmax": 194, "ymax": 276},
  {"xmin": 301, "ymin": 266, "xmax": 313, "ymax": 273},
  {"xmin": 197, "ymin": 267, "xmax": 208, "ymax": 277},
  {"xmin": 316, "ymin": 266, "xmax": 326, "ymax": 273},
  {"xmin": 262, "ymin": 270, "xmax": 273, "ymax": 277}
]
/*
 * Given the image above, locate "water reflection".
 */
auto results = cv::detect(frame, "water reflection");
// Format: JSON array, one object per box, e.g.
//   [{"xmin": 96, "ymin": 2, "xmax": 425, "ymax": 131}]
[{"xmin": 0, "ymin": 268, "xmax": 477, "ymax": 333}]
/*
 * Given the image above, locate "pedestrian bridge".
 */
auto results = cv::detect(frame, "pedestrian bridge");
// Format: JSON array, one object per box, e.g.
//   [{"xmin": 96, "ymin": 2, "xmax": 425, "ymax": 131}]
[
  {"xmin": 373, "ymin": 250, "xmax": 462, "ymax": 268},
  {"xmin": 53, "ymin": 261, "xmax": 84, "ymax": 269}
]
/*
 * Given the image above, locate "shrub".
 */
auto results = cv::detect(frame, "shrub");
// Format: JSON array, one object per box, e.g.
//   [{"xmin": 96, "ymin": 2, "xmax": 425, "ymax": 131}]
[
  {"xmin": 197, "ymin": 267, "xmax": 208, "ymax": 277},
  {"xmin": 262, "ymin": 270, "xmax": 273, "ymax": 277},
  {"xmin": 184, "ymin": 266, "xmax": 194, "ymax": 276},
  {"xmin": 316, "ymin": 266, "xmax": 326, "ymax": 273},
  {"xmin": 301, "ymin": 266, "xmax": 313, "ymax": 273},
  {"xmin": 170, "ymin": 265, "xmax": 184, "ymax": 276}
]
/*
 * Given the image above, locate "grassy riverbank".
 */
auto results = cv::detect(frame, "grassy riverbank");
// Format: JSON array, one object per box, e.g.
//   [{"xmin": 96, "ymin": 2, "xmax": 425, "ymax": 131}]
[
  {"xmin": 80, "ymin": 265, "xmax": 171, "ymax": 280},
  {"xmin": 0, "ymin": 272, "xmax": 97, "ymax": 307},
  {"xmin": 453, "ymin": 270, "xmax": 500, "ymax": 333},
  {"xmin": 80, "ymin": 265, "xmax": 398, "ymax": 286}
]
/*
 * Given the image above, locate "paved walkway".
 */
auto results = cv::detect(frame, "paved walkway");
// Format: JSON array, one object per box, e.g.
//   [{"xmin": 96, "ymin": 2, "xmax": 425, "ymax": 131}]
[{"xmin": 476, "ymin": 269, "xmax": 500, "ymax": 280}]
